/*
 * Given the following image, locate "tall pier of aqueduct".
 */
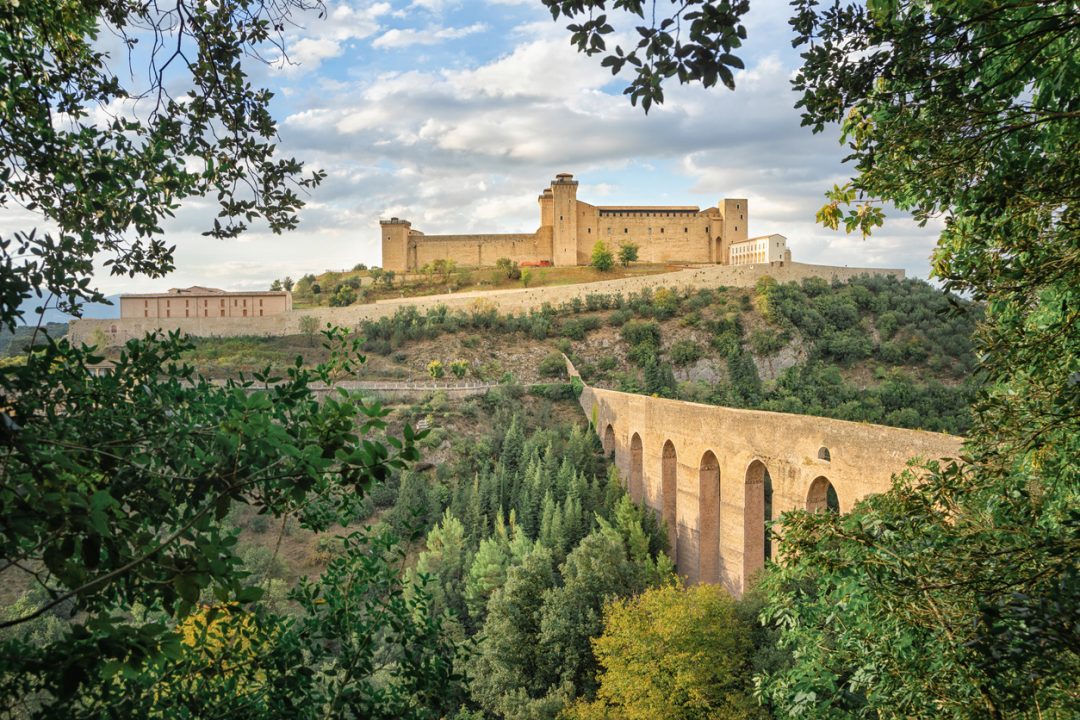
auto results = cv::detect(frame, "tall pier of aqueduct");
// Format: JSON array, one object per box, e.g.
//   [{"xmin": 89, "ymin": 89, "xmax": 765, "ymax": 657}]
[{"xmin": 568, "ymin": 361, "xmax": 964, "ymax": 597}]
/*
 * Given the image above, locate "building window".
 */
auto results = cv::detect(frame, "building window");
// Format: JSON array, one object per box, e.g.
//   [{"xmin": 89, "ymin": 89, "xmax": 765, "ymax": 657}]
[
  {"xmin": 259, "ymin": 310, "xmax": 263, "ymax": 316},
  {"xmin": 166, "ymin": 309, "xmax": 170, "ymax": 318},
  {"xmin": 220, "ymin": 309, "xmax": 225, "ymax": 317},
  {"xmin": 233, "ymin": 299, "xmax": 237, "ymax": 306},
  {"xmin": 204, "ymin": 309, "xmax": 208, "ymax": 317},
  {"xmin": 624, "ymin": 228, "xmax": 628, "ymax": 233},
  {"xmin": 684, "ymin": 227, "xmax": 688, "ymax": 233},
  {"xmin": 220, "ymin": 299, "xmax": 225, "ymax": 307},
  {"xmin": 587, "ymin": 228, "xmax": 591, "ymax": 234},
  {"xmin": 259, "ymin": 299, "xmax": 263, "ymax": 306},
  {"xmin": 144, "ymin": 300, "xmax": 148, "ymax": 307},
  {"xmin": 243, "ymin": 309, "xmax": 247, "ymax": 317},
  {"xmin": 144, "ymin": 310, "xmax": 148, "ymax": 317},
  {"xmin": 660, "ymin": 228, "xmax": 664, "ymax": 234}
]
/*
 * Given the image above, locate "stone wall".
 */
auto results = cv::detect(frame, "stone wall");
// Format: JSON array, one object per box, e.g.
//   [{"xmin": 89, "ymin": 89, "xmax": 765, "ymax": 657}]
[
  {"xmin": 568, "ymin": 360, "xmax": 963, "ymax": 596},
  {"xmin": 69, "ymin": 261, "xmax": 905, "ymax": 345},
  {"xmin": 410, "ymin": 232, "xmax": 552, "ymax": 269}
]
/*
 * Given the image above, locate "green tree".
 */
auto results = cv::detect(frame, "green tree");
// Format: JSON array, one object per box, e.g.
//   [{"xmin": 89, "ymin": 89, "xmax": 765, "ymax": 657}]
[
  {"xmin": 566, "ymin": 584, "xmax": 761, "ymax": 720},
  {"xmin": 298, "ymin": 315, "xmax": 319, "ymax": 347},
  {"xmin": 467, "ymin": 547, "xmax": 560, "ymax": 717},
  {"xmin": 408, "ymin": 510, "xmax": 472, "ymax": 629},
  {"xmin": 282, "ymin": 276, "xmax": 294, "ymax": 292},
  {"xmin": 495, "ymin": 257, "xmax": 522, "ymax": 280},
  {"xmin": 617, "ymin": 241, "xmax": 639, "ymax": 267},
  {"xmin": 590, "ymin": 241, "xmax": 615, "ymax": 272},
  {"xmin": 270, "ymin": 279, "xmax": 283, "ymax": 291},
  {"xmin": 328, "ymin": 284, "xmax": 357, "ymax": 307}
]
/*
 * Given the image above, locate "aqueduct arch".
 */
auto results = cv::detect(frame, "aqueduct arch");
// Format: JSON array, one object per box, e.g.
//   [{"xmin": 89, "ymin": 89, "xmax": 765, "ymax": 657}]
[
  {"xmin": 629, "ymin": 433, "xmax": 644, "ymax": 503},
  {"xmin": 661, "ymin": 440, "xmax": 678, "ymax": 563},
  {"xmin": 698, "ymin": 451, "xmax": 721, "ymax": 585},
  {"xmin": 743, "ymin": 459, "xmax": 770, "ymax": 583},
  {"xmin": 569, "ymin": 359, "xmax": 962, "ymax": 597},
  {"xmin": 806, "ymin": 475, "xmax": 840, "ymax": 513}
]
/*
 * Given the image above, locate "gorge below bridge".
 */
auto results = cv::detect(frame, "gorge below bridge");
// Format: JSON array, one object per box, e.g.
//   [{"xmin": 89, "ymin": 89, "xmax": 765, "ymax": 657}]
[{"xmin": 568, "ymin": 359, "xmax": 964, "ymax": 597}]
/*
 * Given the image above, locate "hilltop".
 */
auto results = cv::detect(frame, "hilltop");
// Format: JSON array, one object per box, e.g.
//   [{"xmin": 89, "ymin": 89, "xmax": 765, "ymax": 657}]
[{"xmin": 179, "ymin": 273, "xmax": 979, "ymax": 435}]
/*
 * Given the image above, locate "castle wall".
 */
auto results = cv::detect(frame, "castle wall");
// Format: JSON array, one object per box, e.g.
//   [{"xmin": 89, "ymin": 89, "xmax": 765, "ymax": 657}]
[
  {"xmin": 409, "ymin": 232, "xmax": 552, "ymax": 269},
  {"xmin": 577, "ymin": 206, "xmax": 719, "ymax": 264},
  {"xmin": 71, "ymin": 261, "xmax": 905, "ymax": 345}
]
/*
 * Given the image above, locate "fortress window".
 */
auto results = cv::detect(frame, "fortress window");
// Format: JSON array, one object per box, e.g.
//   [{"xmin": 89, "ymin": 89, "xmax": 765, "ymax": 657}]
[
  {"xmin": 587, "ymin": 228, "xmax": 591, "ymax": 233},
  {"xmin": 684, "ymin": 227, "xmax": 688, "ymax": 233},
  {"xmin": 660, "ymin": 228, "xmax": 664, "ymax": 233},
  {"xmin": 624, "ymin": 228, "xmax": 628, "ymax": 233}
]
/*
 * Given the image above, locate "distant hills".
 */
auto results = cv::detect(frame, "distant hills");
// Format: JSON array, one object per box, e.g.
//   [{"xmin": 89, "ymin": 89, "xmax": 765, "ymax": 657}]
[{"xmin": 15, "ymin": 294, "xmax": 121, "ymax": 325}]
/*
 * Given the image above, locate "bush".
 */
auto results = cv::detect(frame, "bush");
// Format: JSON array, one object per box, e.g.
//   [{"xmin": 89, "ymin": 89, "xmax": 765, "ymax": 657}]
[
  {"xmin": 538, "ymin": 352, "xmax": 568, "ymax": 379},
  {"xmin": 591, "ymin": 240, "xmax": 614, "ymax": 272},
  {"xmin": 607, "ymin": 309, "xmax": 632, "ymax": 327},
  {"xmin": 328, "ymin": 285, "xmax": 356, "ymax": 307},
  {"xmin": 617, "ymin": 241, "xmax": 639, "ymax": 267},
  {"xmin": 495, "ymin": 257, "xmax": 521, "ymax": 280},
  {"xmin": 669, "ymin": 340, "xmax": 703, "ymax": 367},
  {"xmin": 620, "ymin": 320, "xmax": 661, "ymax": 349},
  {"xmin": 449, "ymin": 359, "xmax": 469, "ymax": 379},
  {"xmin": 427, "ymin": 360, "xmax": 445, "ymax": 379}
]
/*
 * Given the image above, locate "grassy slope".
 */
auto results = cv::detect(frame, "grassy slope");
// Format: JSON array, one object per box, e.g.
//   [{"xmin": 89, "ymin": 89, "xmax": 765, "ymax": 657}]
[{"xmin": 288, "ymin": 263, "xmax": 687, "ymax": 308}]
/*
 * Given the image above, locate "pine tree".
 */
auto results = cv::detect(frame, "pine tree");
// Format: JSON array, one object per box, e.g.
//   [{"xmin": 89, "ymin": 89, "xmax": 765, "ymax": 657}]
[
  {"xmin": 501, "ymin": 415, "xmax": 525, "ymax": 475},
  {"xmin": 465, "ymin": 536, "xmax": 511, "ymax": 626},
  {"xmin": 410, "ymin": 510, "xmax": 472, "ymax": 628}
]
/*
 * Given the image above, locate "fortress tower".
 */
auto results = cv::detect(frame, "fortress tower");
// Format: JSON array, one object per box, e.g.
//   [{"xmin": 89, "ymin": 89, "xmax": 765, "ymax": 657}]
[
  {"xmin": 550, "ymin": 172, "xmax": 579, "ymax": 266},
  {"xmin": 380, "ymin": 217, "xmax": 413, "ymax": 273}
]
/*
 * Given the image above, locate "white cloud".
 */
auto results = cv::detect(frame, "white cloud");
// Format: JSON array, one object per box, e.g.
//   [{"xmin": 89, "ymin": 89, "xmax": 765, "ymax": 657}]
[
  {"xmin": 274, "ymin": 2, "xmax": 392, "ymax": 74},
  {"xmin": 372, "ymin": 22, "xmax": 487, "ymax": 49}
]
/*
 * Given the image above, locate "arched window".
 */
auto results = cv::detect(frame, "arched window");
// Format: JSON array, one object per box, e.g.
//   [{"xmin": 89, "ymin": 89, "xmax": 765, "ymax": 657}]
[{"xmin": 818, "ymin": 447, "xmax": 831, "ymax": 462}]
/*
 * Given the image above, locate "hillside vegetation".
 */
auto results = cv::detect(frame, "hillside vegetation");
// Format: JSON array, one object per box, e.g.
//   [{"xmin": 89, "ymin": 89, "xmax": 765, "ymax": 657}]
[
  {"xmin": 278, "ymin": 261, "xmax": 682, "ymax": 308},
  {"xmin": 180, "ymin": 274, "xmax": 979, "ymax": 435}
]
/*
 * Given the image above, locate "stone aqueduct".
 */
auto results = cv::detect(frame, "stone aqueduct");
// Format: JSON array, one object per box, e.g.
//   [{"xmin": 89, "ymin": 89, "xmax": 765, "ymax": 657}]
[{"xmin": 568, "ymin": 361, "xmax": 963, "ymax": 597}]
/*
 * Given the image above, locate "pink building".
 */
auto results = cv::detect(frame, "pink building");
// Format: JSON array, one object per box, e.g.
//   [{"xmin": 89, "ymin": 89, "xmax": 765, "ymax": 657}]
[{"xmin": 119, "ymin": 286, "xmax": 292, "ymax": 320}]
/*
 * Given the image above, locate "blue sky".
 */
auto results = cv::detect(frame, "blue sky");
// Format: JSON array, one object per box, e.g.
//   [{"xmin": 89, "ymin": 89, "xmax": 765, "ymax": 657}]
[{"xmin": 10, "ymin": 1, "xmax": 945, "ymax": 295}]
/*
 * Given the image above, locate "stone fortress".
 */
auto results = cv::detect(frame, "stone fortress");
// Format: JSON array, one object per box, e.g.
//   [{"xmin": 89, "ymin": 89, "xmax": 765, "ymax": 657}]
[{"xmin": 380, "ymin": 173, "xmax": 790, "ymax": 272}]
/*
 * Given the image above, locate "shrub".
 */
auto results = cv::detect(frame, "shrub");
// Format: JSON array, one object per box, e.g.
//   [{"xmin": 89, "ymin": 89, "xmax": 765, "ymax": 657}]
[
  {"xmin": 591, "ymin": 240, "xmax": 614, "ymax": 271},
  {"xmin": 669, "ymin": 340, "xmax": 703, "ymax": 367},
  {"xmin": 328, "ymin": 285, "xmax": 356, "ymax": 307},
  {"xmin": 538, "ymin": 352, "xmax": 568, "ymax": 379},
  {"xmin": 620, "ymin": 320, "xmax": 661, "ymax": 349},
  {"xmin": 449, "ymin": 359, "xmax": 469, "ymax": 378},
  {"xmin": 608, "ymin": 309, "xmax": 632, "ymax": 327},
  {"xmin": 495, "ymin": 257, "xmax": 521, "ymax": 280},
  {"xmin": 617, "ymin": 241, "xmax": 639, "ymax": 267},
  {"xmin": 427, "ymin": 360, "xmax": 445, "ymax": 379}
]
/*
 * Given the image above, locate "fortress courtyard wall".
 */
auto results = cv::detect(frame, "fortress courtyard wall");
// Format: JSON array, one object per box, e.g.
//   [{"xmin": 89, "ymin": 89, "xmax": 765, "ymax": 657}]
[
  {"xmin": 411, "ymin": 232, "xmax": 552, "ymax": 269},
  {"xmin": 69, "ymin": 261, "xmax": 905, "ymax": 344},
  {"xmin": 579, "ymin": 211, "xmax": 717, "ymax": 264}
]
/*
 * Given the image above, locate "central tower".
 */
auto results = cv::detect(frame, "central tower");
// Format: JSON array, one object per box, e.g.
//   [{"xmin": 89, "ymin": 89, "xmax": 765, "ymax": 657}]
[{"xmin": 550, "ymin": 172, "xmax": 579, "ymax": 266}]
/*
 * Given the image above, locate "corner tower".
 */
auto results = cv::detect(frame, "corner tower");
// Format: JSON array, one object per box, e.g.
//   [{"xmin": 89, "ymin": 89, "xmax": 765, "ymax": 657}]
[
  {"xmin": 720, "ymin": 198, "xmax": 748, "ymax": 262},
  {"xmin": 380, "ymin": 217, "xmax": 411, "ymax": 273},
  {"xmin": 550, "ymin": 173, "xmax": 579, "ymax": 266}
]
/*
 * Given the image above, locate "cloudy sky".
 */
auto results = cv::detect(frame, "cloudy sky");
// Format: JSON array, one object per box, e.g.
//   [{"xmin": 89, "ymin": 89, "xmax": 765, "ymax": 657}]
[{"xmin": 27, "ymin": 1, "xmax": 945, "ymax": 295}]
